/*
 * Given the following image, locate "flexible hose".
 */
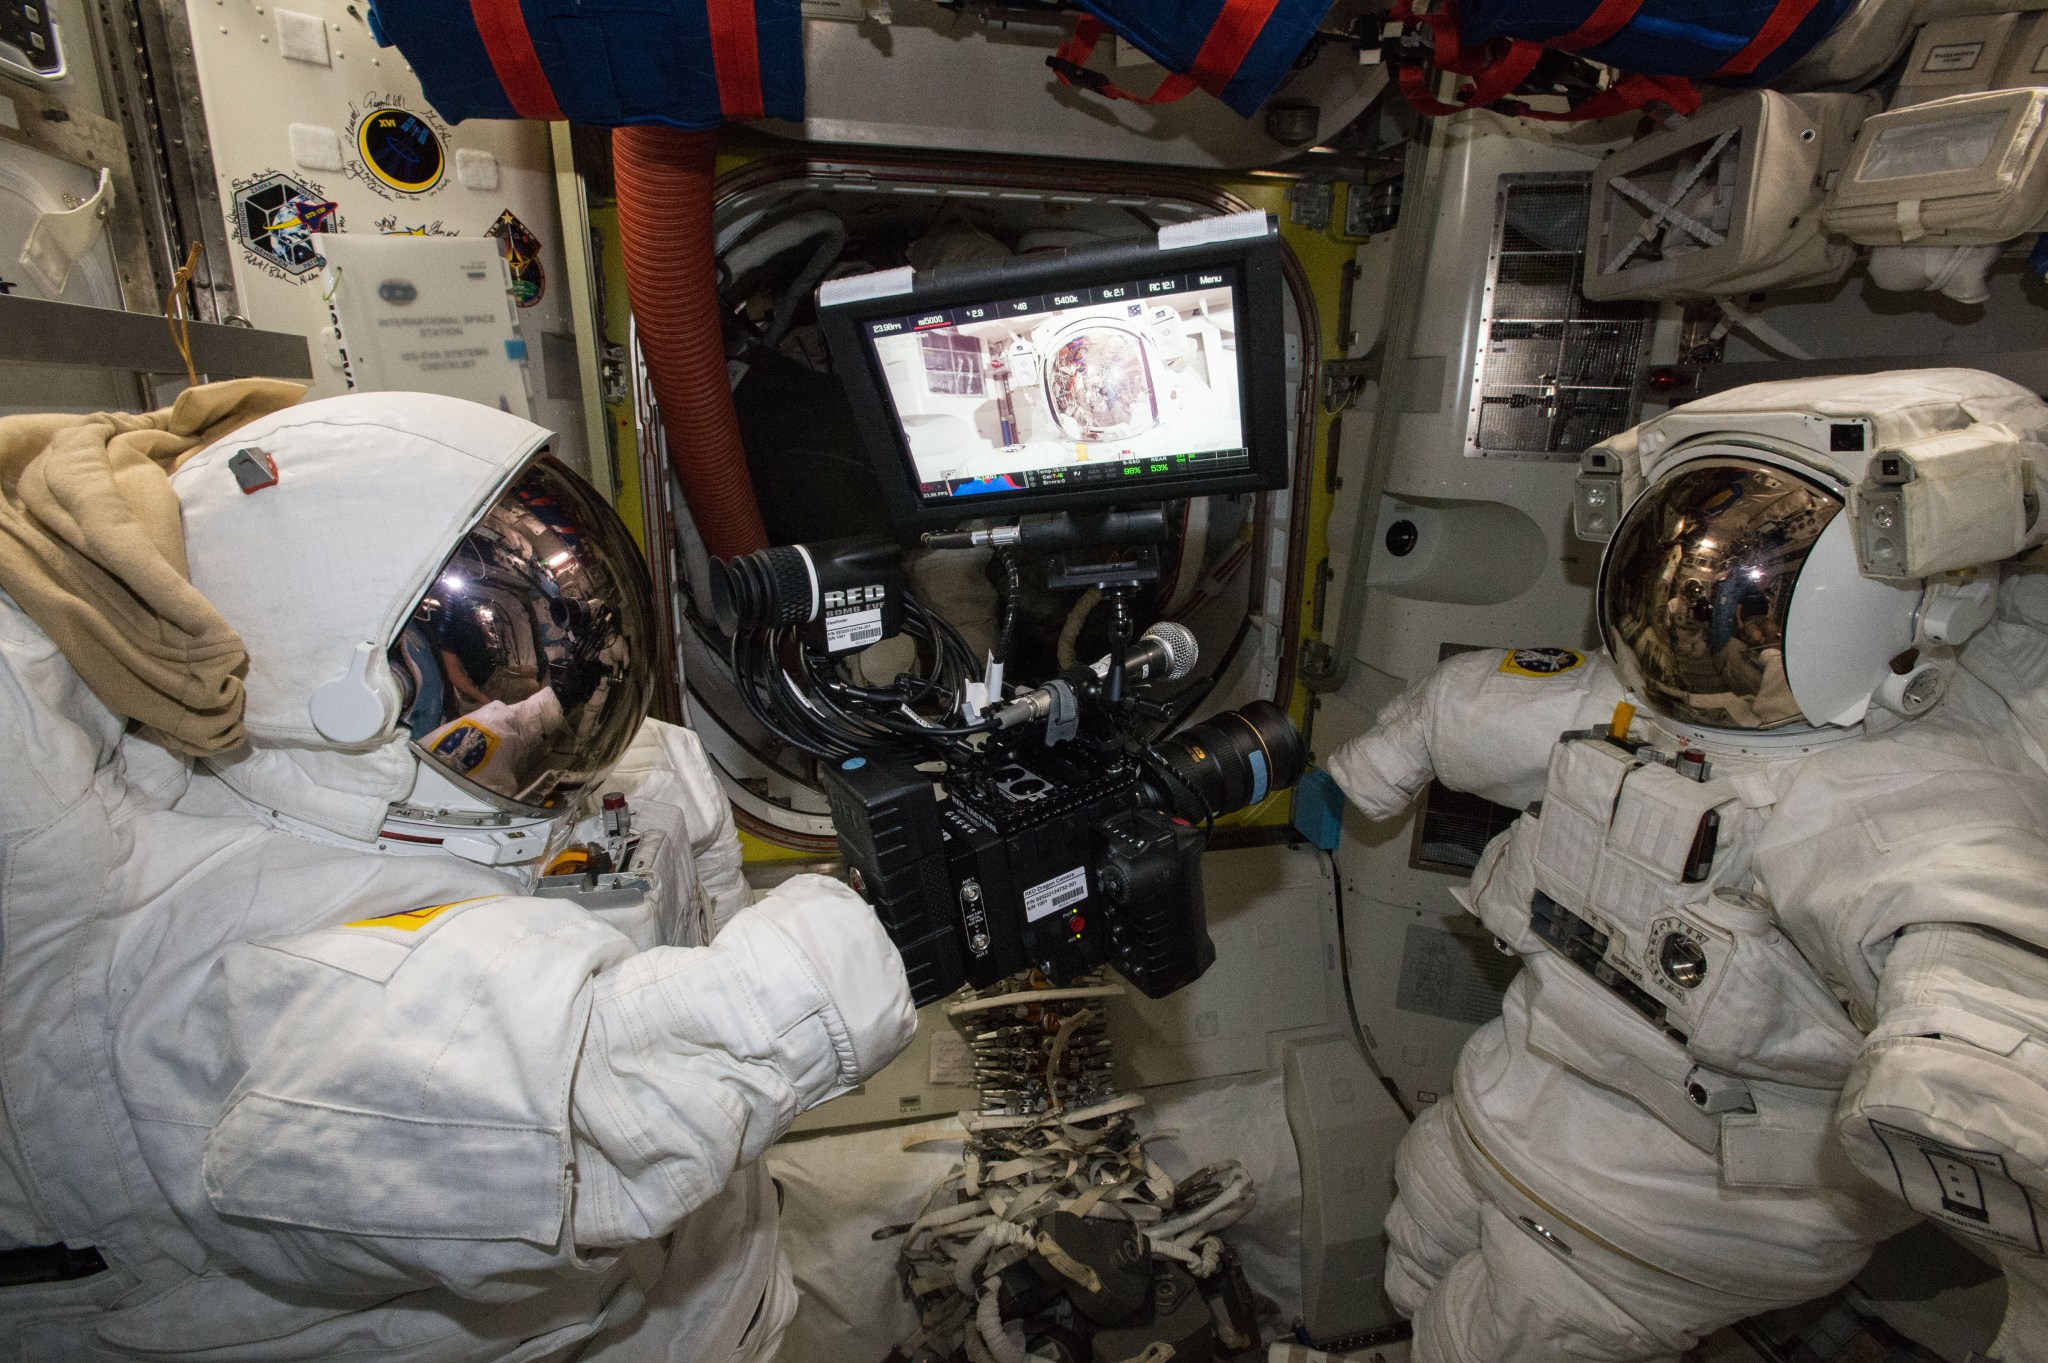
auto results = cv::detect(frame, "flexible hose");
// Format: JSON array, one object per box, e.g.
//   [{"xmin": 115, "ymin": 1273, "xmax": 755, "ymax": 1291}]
[{"xmin": 611, "ymin": 125, "xmax": 768, "ymax": 558}]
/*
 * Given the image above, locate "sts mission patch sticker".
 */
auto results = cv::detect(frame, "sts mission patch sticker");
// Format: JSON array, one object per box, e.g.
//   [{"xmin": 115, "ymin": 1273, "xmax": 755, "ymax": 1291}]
[
  {"xmin": 352, "ymin": 101, "xmax": 446, "ymax": 196},
  {"xmin": 1500, "ymin": 647, "xmax": 1585, "ymax": 678}
]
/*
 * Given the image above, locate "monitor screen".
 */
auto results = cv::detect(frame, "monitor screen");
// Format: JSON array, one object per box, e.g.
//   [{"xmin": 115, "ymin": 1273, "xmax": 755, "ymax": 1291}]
[
  {"xmin": 859, "ymin": 265, "xmax": 1247, "ymax": 507},
  {"xmin": 819, "ymin": 214, "xmax": 1288, "ymax": 531}
]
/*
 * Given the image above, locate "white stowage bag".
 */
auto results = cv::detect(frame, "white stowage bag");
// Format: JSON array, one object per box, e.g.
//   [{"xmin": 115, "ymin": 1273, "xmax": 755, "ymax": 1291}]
[
  {"xmin": 764, "ymin": 1070, "xmax": 1306, "ymax": 1363},
  {"xmin": 1867, "ymin": 243, "xmax": 2003, "ymax": 303}
]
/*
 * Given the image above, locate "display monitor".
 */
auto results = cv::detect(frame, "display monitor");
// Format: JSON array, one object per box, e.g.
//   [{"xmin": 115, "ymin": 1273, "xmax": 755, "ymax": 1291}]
[{"xmin": 818, "ymin": 211, "xmax": 1290, "ymax": 532}]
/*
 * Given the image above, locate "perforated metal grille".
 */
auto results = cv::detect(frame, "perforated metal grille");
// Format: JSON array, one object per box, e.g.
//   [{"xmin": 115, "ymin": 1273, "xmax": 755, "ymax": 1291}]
[{"xmin": 1466, "ymin": 174, "xmax": 1652, "ymax": 461}]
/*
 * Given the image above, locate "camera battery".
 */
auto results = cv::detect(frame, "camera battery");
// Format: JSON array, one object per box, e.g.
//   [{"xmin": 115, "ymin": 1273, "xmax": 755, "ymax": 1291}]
[{"xmin": 820, "ymin": 754, "xmax": 965, "ymax": 1005}]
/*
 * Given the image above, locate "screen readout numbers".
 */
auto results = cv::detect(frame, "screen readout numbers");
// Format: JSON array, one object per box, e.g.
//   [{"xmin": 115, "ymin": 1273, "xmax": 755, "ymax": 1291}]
[{"xmin": 866, "ymin": 269, "xmax": 1233, "ymax": 339}]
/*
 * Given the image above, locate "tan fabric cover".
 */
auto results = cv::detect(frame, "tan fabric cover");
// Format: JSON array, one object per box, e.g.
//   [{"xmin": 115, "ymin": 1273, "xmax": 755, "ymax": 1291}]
[{"xmin": 0, "ymin": 379, "xmax": 303, "ymax": 755}]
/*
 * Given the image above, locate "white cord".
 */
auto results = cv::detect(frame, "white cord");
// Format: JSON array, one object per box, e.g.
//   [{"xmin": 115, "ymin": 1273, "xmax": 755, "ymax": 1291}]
[
  {"xmin": 976, "ymin": 1285, "xmax": 1057, "ymax": 1363},
  {"xmin": 952, "ymin": 1219, "xmax": 1035, "ymax": 1297}
]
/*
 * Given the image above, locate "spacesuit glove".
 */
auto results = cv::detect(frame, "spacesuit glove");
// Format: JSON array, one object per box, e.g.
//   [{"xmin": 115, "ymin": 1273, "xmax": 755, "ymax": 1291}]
[
  {"xmin": 569, "ymin": 874, "xmax": 915, "ymax": 1247},
  {"xmin": 1837, "ymin": 923, "xmax": 2048, "ymax": 1254}
]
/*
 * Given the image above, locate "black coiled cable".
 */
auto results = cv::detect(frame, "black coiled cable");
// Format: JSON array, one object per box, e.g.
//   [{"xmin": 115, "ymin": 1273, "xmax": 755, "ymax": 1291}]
[{"xmin": 728, "ymin": 589, "xmax": 993, "ymax": 763}]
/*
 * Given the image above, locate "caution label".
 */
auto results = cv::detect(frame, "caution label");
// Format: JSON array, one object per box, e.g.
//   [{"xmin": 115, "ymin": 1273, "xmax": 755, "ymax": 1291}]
[{"xmin": 1869, "ymin": 1119, "xmax": 2043, "ymax": 1250}]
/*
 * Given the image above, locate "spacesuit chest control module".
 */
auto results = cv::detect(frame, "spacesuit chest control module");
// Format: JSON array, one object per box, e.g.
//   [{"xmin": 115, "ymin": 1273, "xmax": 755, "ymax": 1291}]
[
  {"xmin": 712, "ymin": 210, "xmax": 1305, "ymax": 1006},
  {"xmin": 1332, "ymin": 368, "xmax": 2048, "ymax": 1363}
]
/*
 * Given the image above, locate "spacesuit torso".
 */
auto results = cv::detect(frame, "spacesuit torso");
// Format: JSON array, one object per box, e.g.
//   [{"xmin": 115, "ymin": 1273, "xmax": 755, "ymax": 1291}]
[
  {"xmin": 0, "ymin": 587, "xmax": 791, "ymax": 1361},
  {"xmin": 0, "ymin": 392, "xmax": 916, "ymax": 1363},
  {"xmin": 1330, "ymin": 367, "xmax": 2048, "ymax": 1363}
]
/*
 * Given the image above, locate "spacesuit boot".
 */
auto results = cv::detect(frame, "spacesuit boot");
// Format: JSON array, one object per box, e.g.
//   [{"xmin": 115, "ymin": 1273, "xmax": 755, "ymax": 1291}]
[{"xmin": 1329, "ymin": 371, "xmax": 2048, "ymax": 1363}]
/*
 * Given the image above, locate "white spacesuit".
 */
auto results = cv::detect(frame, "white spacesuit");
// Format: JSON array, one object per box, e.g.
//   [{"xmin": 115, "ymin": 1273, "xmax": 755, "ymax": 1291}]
[
  {"xmin": 1329, "ymin": 370, "xmax": 2048, "ymax": 1362},
  {"xmin": 0, "ymin": 393, "xmax": 917, "ymax": 1360}
]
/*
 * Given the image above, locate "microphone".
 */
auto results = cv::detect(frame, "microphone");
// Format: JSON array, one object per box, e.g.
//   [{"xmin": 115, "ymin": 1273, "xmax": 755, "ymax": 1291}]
[
  {"xmin": 991, "ymin": 623, "xmax": 1200, "ymax": 732},
  {"xmin": 1092, "ymin": 621, "xmax": 1199, "ymax": 684}
]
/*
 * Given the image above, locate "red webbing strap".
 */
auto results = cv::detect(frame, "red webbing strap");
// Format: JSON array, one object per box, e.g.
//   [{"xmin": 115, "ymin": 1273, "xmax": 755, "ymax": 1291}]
[
  {"xmin": 1389, "ymin": 0, "xmax": 1701, "ymax": 123},
  {"xmin": 1393, "ymin": 39, "xmax": 1544, "ymax": 117},
  {"xmin": 1518, "ymin": 70, "xmax": 1701, "ymax": 121},
  {"xmin": 1051, "ymin": 0, "xmax": 1282, "ymax": 106},
  {"xmin": 467, "ymin": 0, "xmax": 563, "ymax": 121},
  {"xmin": 1051, "ymin": 16, "xmax": 1197, "ymax": 104},
  {"xmin": 1549, "ymin": 0, "xmax": 1647, "ymax": 52},
  {"xmin": 1186, "ymin": 0, "xmax": 1287, "ymax": 94},
  {"xmin": 1713, "ymin": 0, "xmax": 1823, "ymax": 77},
  {"xmin": 707, "ymin": 0, "xmax": 766, "ymax": 120}
]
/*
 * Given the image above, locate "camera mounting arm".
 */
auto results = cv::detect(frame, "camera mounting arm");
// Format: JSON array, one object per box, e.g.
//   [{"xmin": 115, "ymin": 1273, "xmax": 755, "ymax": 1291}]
[{"xmin": 920, "ymin": 507, "xmax": 1169, "ymax": 553}]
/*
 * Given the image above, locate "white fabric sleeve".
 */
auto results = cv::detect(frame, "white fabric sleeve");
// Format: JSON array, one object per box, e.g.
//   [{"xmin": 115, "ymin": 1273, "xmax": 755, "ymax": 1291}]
[
  {"xmin": 1326, "ymin": 648, "xmax": 1624, "ymax": 818},
  {"xmin": 1836, "ymin": 922, "xmax": 2048, "ymax": 1255},
  {"xmin": 603, "ymin": 717, "xmax": 752, "ymax": 929},
  {"xmin": 568, "ymin": 873, "xmax": 916, "ymax": 1248}
]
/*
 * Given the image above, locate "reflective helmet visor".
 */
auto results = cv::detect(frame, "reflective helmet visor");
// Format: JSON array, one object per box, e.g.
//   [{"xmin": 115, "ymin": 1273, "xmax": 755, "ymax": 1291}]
[
  {"xmin": 1043, "ymin": 323, "xmax": 1160, "ymax": 441},
  {"xmin": 1599, "ymin": 458, "xmax": 1841, "ymax": 731},
  {"xmin": 389, "ymin": 456, "xmax": 656, "ymax": 813}
]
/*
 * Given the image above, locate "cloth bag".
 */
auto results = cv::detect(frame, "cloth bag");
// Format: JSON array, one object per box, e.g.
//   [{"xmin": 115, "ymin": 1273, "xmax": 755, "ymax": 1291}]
[
  {"xmin": 0, "ymin": 379, "xmax": 303, "ymax": 754},
  {"xmin": 365, "ymin": 0, "xmax": 803, "ymax": 126}
]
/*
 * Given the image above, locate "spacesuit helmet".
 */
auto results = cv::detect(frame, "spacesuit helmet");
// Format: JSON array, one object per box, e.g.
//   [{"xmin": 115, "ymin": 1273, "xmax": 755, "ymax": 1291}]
[
  {"xmin": 389, "ymin": 454, "xmax": 656, "ymax": 815},
  {"xmin": 172, "ymin": 392, "xmax": 656, "ymax": 858},
  {"xmin": 1598, "ymin": 454, "xmax": 1924, "ymax": 735},
  {"xmin": 1589, "ymin": 371, "xmax": 2048, "ymax": 740}
]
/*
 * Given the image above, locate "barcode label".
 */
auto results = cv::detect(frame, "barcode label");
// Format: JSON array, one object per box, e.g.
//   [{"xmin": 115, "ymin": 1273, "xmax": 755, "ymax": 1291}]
[
  {"xmin": 825, "ymin": 607, "xmax": 885, "ymax": 652},
  {"xmin": 1024, "ymin": 866, "xmax": 1088, "ymax": 922}
]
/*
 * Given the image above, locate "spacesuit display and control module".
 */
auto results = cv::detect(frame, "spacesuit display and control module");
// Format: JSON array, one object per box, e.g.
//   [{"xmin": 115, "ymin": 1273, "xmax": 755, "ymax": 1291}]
[
  {"xmin": 0, "ymin": 392, "xmax": 917, "ymax": 1361},
  {"xmin": 1330, "ymin": 369, "xmax": 2048, "ymax": 1362}
]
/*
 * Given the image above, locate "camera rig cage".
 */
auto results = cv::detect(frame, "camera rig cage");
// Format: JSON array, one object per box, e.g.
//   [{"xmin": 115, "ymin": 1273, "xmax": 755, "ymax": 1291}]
[{"xmin": 714, "ymin": 212, "xmax": 1304, "ymax": 1006}]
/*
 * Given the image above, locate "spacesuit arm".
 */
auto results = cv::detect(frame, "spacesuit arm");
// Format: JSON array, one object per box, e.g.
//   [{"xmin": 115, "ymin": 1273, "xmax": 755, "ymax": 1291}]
[
  {"xmin": 198, "ymin": 881, "xmax": 913, "ymax": 1293},
  {"xmin": 567, "ymin": 872, "xmax": 917, "ymax": 1248},
  {"xmin": 1326, "ymin": 647, "xmax": 1623, "ymax": 818},
  {"xmin": 603, "ymin": 717, "xmax": 753, "ymax": 928},
  {"xmin": 1836, "ymin": 922, "xmax": 2048, "ymax": 1250}
]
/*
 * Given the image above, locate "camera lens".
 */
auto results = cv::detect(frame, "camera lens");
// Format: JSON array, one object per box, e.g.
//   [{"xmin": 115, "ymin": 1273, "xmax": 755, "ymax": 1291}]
[{"xmin": 1152, "ymin": 700, "xmax": 1305, "ymax": 820}]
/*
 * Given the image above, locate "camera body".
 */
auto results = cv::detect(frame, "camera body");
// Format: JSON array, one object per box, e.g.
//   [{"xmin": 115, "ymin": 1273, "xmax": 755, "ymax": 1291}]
[{"xmin": 823, "ymin": 734, "xmax": 1211, "ymax": 1007}]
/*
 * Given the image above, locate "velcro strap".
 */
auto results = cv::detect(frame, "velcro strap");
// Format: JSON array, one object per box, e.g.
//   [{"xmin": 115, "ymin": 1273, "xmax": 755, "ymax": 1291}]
[{"xmin": 1881, "ymin": 1005, "xmax": 2031, "ymax": 1057}]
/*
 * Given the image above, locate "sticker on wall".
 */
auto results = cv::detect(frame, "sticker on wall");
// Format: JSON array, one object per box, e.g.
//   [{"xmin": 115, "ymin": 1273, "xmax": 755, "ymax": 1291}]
[
  {"xmin": 486, "ymin": 209, "xmax": 545, "ymax": 307},
  {"xmin": 230, "ymin": 170, "xmax": 342, "ymax": 282},
  {"xmin": 347, "ymin": 95, "xmax": 448, "ymax": 198},
  {"xmin": 375, "ymin": 215, "xmax": 456, "ymax": 237}
]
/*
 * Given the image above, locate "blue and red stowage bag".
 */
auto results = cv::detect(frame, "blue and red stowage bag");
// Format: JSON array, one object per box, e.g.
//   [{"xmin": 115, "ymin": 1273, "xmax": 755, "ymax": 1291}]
[
  {"xmin": 365, "ymin": 0, "xmax": 803, "ymax": 126},
  {"xmin": 1456, "ymin": 0, "xmax": 1858, "ymax": 85},
  {"xmin": 1065, "ymin": 0, "xmax": 1335, "ymax": 118}
]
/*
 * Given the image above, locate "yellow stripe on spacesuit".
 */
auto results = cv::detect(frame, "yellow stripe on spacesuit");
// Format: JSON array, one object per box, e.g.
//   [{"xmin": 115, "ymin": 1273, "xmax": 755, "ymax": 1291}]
[{"xmin": 344, "ymin": 896, "xmax": 494, "ymax": 931}]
